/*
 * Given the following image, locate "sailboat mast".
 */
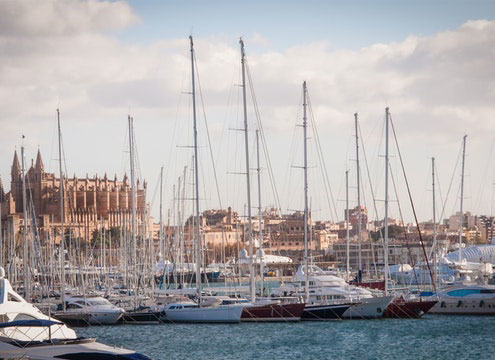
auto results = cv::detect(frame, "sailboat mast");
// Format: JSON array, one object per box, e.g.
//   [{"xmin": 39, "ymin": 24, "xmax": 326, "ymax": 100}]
[
  {"xmin": 57, "ymin": 109, "xmax": 66, "ymax": 309},
  {"xmin": 239, "ymin": 38, "xmax": 255, "ymax": 303},
  {"xmin": 0, "ymin": 182, "xmax": 2, "ymax": 268},
  {"xmin": 354, "ymin": 113, "xmax": 363, "ymax": 281},
  {"xmin": 345, "ymin": 170, "xmax": 350, "ymax": 282},
  {"xmin": 302, "ymin": 81, "xmax": 309, "ymax": 303},
  {"xmin": 256, "ymin": 129, "xmax": 264, "ymax": 296},
  {"xmin": 459, "ymin": 135, "xmax": 467, "ymax": 262},
  {"xmin": 384, "ymin": 107, "xmax": 390, "ymax": 296},
  {"xmin": 190, "ymin": 36, "xmax": 202, "ymax": 303},
  {"xmin": 21, "ymin": 142, "xmax": 30, "ymax": 301},
  {"xmin": 159, "ymin": 166, "xmax": 164, "ymax": 270},
  {"xmin": 432, "ymin": 157, "xmax": 437, "ymax": 287},
  {"xmin": 128, "ymin": 115, "xmax": 137, "ymax": 308}
]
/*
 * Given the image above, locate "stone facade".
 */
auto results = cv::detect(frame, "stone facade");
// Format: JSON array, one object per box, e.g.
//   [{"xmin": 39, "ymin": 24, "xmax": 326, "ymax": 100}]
[{"xmin": 0, "ymin": 149, "xmax": 149, "ymax": 243}]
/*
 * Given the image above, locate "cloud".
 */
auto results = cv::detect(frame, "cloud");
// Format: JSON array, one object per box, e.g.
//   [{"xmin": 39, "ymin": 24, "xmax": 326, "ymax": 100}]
[
  {"xmin": 0, "ymin": 0, "xmax": 139, "ymax": 37},
  {"xmin": 0, "ymin": 1, "xmax": 494, "ymax": 221},
  {"xmin": 251, "ymin": 32, "xmax": 270, "ymax": 47}
]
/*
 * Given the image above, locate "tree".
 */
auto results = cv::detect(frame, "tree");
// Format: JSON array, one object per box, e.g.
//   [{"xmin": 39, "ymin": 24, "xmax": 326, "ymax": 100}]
[{"xmin": 370, "ymin": 225, "xmax": 404, "ymax": 241}]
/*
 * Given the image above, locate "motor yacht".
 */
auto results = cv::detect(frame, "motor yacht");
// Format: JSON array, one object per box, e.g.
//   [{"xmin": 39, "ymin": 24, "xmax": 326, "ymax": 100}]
[
  {"xmin": 425, "ymin": 284, "xmax": 495, "ymax": 315},
  {"xmin": 163, "ymin": 299, "xmax": 243, "ymax": 323},
  {"xmin": 270, "ymin": 265, "xmax": 393, "ymax": 319},
  {"xmin": 54, "ymin": 295, "xmax": 124, "ymax": 325},
  {"xmin": 0, "ymin": 267, "xmax": 151, "ymax": 359}
]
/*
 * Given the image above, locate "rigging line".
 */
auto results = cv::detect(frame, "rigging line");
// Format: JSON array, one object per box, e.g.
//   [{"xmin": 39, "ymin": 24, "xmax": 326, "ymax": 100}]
[
  {"xmin": 474, "ymin": 133, "xmax": 495, "ymax": 213},
  {"xmin": 359, "ymin": 162, "xmax": 379, "ymax": 278},
  {"xmin": 245, "ymin": 58, "xmax": 282, "ymax": 213},
  {"xmin": 24, "ymin": 170, "xmax": 47, "ymax": 282},
  {"xmin": 358, "ymin": 122, "xmax": 383, "ymax": 237},
  {"xmin": 337, "ymin": 132, "xmax": 354, "ymax": 215},
  {"xmin": 389, "ymin": 113, "xmax": 436, "ymax": 291},
  {"xmin": 306, "ymin": 91, "xmax": 339, "ymax": 222},
  {"xmin": 437, "ymin": 142, "xmax": 462, "ymax": 233},
  {"xmin": 389, "ymin": 160, "xmax": 420, "ymax": 286},
  {"xmin": 434, "ymin": 162, "xmax": 444, "ymax": 223},
  {"xmin": 193, "ymin": 51, "xmax": 223, "ymax": 210},
  {"xmin": 149, "ymin": 169, "xmax": 162, "ymax": 213},
  {"xmin": 283, "ymin": 89, "xmax": 303, "ymax": 213}
]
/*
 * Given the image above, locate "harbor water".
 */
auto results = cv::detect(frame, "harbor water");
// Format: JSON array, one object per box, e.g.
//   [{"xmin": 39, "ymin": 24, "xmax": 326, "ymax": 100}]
[{"xmin": 78, "ymin": 315, "xmax": 491, "ymax": 359}]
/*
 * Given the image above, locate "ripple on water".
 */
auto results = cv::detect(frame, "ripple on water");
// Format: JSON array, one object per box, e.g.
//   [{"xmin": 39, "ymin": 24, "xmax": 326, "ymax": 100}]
[{"xmin": 77, "ymin": 315, "xmax": 493, "ymax": 360}]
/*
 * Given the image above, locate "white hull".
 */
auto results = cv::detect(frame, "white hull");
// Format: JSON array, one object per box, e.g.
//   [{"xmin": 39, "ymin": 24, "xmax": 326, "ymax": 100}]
[
  {"xmin": 87, "ymin": 310, "xmax": 123, "ymax": 325},
  {"xmin": 165, "ymin": 306, "xmax": 243, "ymax": 323},
  {"xmin": 342, "ymin": 296, "xmax": 394, "ymax": 319},
  {"xmin": 0, "ymin": 338, "xmax": 144, "ymax": 359},
  {"xmin": 429, "ymin": 297, "xmax": 495, "ymax": 315}
]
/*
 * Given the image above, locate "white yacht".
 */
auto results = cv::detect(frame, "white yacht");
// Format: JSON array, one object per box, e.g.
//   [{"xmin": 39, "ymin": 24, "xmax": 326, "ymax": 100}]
[
  {"xmin": 163, "ymin": 299, "xmax": 243, "ymax": 323},
  {"xmin": 55, "ymin": 295, "xmax": 124, "ymax": 325},
  {"xmin": 0, "ymin": 268, "xmax": 151, "ymax": 359},
  {"xmin": 427, "ymin": 284, "xmax": 495, "ymax": 314},
  {"xmin": 270, "ymin": 265, "xmax": 393, "ymax": 319}
]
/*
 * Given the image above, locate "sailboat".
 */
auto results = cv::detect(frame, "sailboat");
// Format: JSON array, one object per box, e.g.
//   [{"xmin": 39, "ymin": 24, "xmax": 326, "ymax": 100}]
[
  {"xmin": 163, "ymin": 36, "xmax": 243, "ymax": 323},
  {"xmin": 377, "ymin": 107, "xmax": 437, "ymax": 319},
  {"xmin": 350, "ymin": 113, "xmax": 386, "ymax": 291},
  {"xmin": 295, "ymin": 81, "xmax": 353, "ymax": 320},
  {"xmin": 229, "ymin": 39, "xmax": 304, "ymax": 322},
  {"xmin": 424, "ymin": 135, "xmax": 495, "ymax": 315},
  {"xmin": 50, "ymin": 110, "xmax": 126, "ymax": 326}
]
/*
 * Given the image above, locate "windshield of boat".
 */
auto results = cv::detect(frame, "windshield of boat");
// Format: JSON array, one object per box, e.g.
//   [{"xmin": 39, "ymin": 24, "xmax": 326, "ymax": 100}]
[{"xmin": 88, "ymin": 299, "xmax": 111, "ymax": 306}]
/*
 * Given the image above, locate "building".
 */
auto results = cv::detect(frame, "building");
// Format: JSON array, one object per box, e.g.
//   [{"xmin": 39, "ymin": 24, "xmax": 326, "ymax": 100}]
[{"xmin": 0, "ymin": 149, "xmax": 149, "ymax": 244}]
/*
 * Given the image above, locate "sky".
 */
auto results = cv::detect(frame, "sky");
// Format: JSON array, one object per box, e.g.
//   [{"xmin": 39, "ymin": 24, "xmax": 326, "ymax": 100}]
[{"xmin": 0, "ymin": 0, "xmax": 494, "ymax": 225}]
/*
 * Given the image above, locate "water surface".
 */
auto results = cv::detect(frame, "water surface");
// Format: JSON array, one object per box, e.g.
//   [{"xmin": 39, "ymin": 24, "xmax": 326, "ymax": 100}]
[{"xmin": 78, "ymin": 315, "xmax": 490, "ymax": 359}]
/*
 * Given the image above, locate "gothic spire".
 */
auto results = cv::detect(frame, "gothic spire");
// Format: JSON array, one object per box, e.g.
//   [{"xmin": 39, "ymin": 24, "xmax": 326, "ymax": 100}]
[
  {"xmin": 35, "ymin": 149, "xmax": 44, "ymax": 172},
  {"xmin": 11, "ymin": 150, "xmax": 21, "ymax": 178},
  {"xmin": 0, "ymin": 175, "xmax": 4, "ymax": 201}
]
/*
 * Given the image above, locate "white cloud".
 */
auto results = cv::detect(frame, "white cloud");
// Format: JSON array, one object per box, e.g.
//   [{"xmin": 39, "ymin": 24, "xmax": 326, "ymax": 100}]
[
  {"xmin": 0, "ymin": 1, "xmax": 494, "ymax": 222},
  {"xmin": 0, "ymin": 0, "xmax": 138, "ymax": 37},
  {"xmin": 251, "ymin": 32, "xmax": 270, "ymax": 47}
]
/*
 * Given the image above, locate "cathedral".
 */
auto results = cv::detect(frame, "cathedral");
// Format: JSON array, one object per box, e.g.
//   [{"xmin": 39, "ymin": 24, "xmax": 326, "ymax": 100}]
[{"xmin": 0, "ymin": 149, "xmax": 149, "ymax": 243}]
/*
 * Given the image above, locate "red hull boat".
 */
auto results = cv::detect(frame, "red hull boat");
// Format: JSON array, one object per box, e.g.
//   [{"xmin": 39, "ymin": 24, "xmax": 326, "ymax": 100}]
[
  {"xmin": 351, "ymin": 280, "xmax": 386, "ymax": 291},
  {"xmin": 383, "ymin": 299, "xmax": 437, "ymax": 318},
  {"xmin": 241, "ymin": 303, "xmax": 305, "ymax": 322}
]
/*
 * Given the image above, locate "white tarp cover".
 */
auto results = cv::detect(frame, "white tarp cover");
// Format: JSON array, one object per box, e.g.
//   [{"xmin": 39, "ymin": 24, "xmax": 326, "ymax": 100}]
[{"xmin": 446, "ymin": 245, "xmax": 495, "ymax": 264}]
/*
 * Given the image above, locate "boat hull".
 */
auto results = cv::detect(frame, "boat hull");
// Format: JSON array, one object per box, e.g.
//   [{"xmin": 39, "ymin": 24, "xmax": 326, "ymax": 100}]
[
  {"xmin": 351, "ymin": 280, "xmax": 386, "ymax": 291},
  {"xmin": 383, "ymin": 300, "xmax": 437, "ymax": 318},
  {"xmin": 342, "ymin": 296, "xmax": 394, "ymax": 319},
  {"xmin": 55, "ymin": 310, "xmax": 123, "ymax": 325},
  {"xmin": 301, "ymin": 304, "xmax": 351, "ymax": 320},
  {"xmin": 429, "ymin": 297, "xmax": 495, "ymax": 315},
  {"xmin": 165, "ymin": 305, "xmax": 243, "ymax": 323},
  {"xmin": 119, "ymin": 311, "xmax": 164, "ymax": 324},
  {"xmin": 241, "ymin": 303, "xmax": 305, "ymax": 322},
  {"xmin": 0, "ymin": 337, "xmax": 152, "ymax": 359}
]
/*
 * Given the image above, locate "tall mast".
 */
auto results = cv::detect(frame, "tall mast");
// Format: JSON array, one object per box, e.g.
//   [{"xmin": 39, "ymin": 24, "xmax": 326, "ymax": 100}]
[
  {"xmin": 459, "ymin": 135, "xmax": 467, "ymax": 262},
  {"xmin": 256, "ymin": 129, "xmax": 264, "ymax": 296},
  {"xmin": 432, "ymin": 157, "xmax": 437, "ymax": 287},
  {"xmin": 384, "ymin": 107, "xmax": 390, "ymax": 296},
  {"xmin": 128, "ymin": 115, "xmax": 137, "ymax": 308},
  {"xmin": 190, "ymin": 36, "xmax": 202, "ymax": 303},
  {"xmin": 302, "ymin": 81, "xmax": 309, "ymax": 302},
  {"xmin": 21, "ymin": 141, "xmax": 30, "ymax": 301},
  {"xmin": 354, "ymin": 113, "xmax": 363, "ymax": 281},
  {"xmin": 345, "ymin": 170, "xmax": 350, "ymax": 282},
  {"xmin": 239, "ymin": 38, "xmax": 255, "ymax": 303},
  {"xmin": 0, "ymin": 179, "xmax": 2, "ymax": 268},
  {"xmin": 159, "ymin": 166, "xmax": 164, "ymax": 268},
  {"xmin": 55, "ymin": 111, "xmax": 66, "ymax": 309}
]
